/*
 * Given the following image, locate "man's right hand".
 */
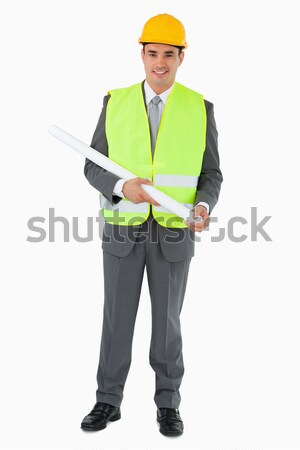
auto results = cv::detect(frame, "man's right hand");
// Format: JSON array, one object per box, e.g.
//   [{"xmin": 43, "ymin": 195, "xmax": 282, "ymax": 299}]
[{"xmin": 122, "ymin": 178, "xmax": 160, "ymax": 206}]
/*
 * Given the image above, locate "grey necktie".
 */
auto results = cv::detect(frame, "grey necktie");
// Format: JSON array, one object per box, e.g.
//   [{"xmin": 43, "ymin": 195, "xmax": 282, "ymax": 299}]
[{"xmin": 149, "ymin": 95, "xmax": 162, "ymax": 156}]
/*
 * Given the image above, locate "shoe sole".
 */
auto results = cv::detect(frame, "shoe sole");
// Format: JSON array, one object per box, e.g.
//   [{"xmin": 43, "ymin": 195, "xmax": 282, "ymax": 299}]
[
  {"xmin": 81, "ymin": 411, "xmax": 121, "ymax": 432},
  {"xmin": 159, "ymin": 428, "xmax": 183, "ymax": 437}
]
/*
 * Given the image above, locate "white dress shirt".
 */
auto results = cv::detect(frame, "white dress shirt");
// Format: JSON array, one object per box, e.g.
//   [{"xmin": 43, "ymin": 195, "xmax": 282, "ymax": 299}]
[{"xmin": 113, "ymin": 80, "xmax": 209, "ymax": 214}]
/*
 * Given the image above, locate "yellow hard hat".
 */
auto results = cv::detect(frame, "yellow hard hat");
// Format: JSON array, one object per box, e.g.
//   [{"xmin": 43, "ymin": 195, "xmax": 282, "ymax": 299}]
[{"xmin": 138, "ymin": 13, "xmax": 188, "ymax": 49}]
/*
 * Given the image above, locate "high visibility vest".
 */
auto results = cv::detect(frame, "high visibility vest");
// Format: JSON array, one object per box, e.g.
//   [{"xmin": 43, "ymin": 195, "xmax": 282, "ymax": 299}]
[{"xmin": 101, "ymin": 81, "xmax": 207, "ymax": 228}]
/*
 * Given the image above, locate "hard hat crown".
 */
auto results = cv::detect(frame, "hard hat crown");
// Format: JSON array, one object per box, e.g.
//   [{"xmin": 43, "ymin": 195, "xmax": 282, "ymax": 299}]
[{"xmin": 138, "ymin": 13, "xmax": 188, "ymax": 49}]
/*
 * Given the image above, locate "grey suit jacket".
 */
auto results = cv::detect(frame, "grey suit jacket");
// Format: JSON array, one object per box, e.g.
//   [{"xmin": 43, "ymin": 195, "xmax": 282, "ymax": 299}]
[{"xmin": 84, "ymin": 82, "xmax": 223, "ymax": 261}]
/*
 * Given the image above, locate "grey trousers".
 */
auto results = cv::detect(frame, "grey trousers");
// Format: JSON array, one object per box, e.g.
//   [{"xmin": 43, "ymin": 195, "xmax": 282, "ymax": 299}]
[{"xmin": 96, "ymin": 218, "xmax": 191, "ymax": 408}]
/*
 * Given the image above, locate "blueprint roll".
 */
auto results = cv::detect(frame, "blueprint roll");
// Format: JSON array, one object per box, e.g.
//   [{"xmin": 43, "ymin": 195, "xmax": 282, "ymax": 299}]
[{"xmin": 48, "ymin": 125, "xmax": 202, "ymax": 222}]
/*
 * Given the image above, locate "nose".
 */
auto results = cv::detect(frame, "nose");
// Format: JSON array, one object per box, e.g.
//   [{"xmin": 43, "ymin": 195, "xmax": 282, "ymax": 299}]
[{"xmin": 156, "ymin": 54, "xmax": 165, "ymax": 67}]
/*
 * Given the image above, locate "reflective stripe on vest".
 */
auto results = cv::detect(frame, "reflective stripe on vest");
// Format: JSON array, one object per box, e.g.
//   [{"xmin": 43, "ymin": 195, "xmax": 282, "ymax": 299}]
[
  {"xmin": 102, "ymin": 81, "xmax": 207, "ymax": 227},
  {"xmin": 154, "ymin": 174, "xmax": 198, "ymax": 188}
]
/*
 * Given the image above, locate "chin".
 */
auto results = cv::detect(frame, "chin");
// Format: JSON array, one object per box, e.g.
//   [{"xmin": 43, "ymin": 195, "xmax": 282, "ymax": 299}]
[{"xmin": 153, "ymin": 78, "xmax": 168, "ymax": 86}]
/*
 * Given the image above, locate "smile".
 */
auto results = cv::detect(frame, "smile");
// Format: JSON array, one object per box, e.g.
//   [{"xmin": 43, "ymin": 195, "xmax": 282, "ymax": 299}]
[{"xmin": 153, "ymin": 69, "xmax": 168, "ymax": 75}]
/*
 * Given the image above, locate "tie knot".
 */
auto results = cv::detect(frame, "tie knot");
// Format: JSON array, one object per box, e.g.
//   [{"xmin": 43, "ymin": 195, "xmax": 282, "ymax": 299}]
[{"xmin": 151, "ymin": 95, "xmax": 161, "ymax": 105}]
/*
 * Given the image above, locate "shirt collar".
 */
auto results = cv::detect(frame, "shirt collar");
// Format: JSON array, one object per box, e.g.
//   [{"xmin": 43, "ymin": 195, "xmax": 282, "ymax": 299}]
[{"xmin": 144, "ymin": 80, "xmax": 175, "ymax": 106}]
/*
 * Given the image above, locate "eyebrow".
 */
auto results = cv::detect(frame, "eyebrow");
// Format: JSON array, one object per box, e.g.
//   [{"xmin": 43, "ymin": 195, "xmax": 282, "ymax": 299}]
[{"xmin": 147, "ymin": 50, "xmax": 175, "ymax": 55}]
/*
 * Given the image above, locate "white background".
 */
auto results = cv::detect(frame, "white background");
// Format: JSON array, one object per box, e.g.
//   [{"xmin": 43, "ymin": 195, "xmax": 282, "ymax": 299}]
[{"xmin": 1, "ymin": 0, "xmax": 300, "ymax": 449}]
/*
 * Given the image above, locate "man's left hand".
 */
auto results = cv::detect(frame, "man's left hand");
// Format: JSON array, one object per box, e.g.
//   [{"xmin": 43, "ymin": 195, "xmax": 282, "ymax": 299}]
[{"xmin": 184, "ymin": 205, "xmax": 210, "ymax": 233}]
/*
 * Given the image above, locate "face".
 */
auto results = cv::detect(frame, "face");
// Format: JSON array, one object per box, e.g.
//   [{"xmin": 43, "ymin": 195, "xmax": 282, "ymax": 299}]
[{"xmin": 141, "ymin": 43, "xmax": 184, "ymax": 94}]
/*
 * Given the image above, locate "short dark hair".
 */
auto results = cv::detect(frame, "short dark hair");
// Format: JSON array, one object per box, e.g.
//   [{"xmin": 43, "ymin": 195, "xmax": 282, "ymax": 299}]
[{"xmin": 142, "ymin": 43, "xmax": 183, "ymax": 55}]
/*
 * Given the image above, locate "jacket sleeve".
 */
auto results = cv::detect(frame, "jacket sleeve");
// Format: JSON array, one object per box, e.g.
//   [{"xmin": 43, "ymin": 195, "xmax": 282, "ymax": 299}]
[
  {"xmin": 84, "ymin": 95, "xmax": 123, "ymax": 205},
  {"xmin": 193, "ymin": 101, "xmax": 223, "ymax": 213}
]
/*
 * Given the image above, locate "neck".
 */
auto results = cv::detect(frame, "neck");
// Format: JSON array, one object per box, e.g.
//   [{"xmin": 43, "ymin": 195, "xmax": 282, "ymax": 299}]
[{"xmin": 146, "ymin": 80, "xmax": 174, "ymax": 95}]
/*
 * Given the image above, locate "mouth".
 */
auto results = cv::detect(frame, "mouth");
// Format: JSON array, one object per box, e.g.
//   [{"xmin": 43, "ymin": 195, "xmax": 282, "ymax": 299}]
[{"xmin": 152, "ymin": 69, "xmax": 168, "ymax": 77}]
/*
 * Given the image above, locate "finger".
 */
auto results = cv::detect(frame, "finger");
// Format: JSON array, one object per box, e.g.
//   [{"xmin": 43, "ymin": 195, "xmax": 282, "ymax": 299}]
[
  {"xmin": 148, "ymin": 197, "xmax": 160, "ymax": 206},
  {"xmin": 195, "ymin": 224, "xmax": 205, "ymax": 232},
  {"xmin": 187, "ymin": 222, "xmax": 205, "ymax": 233},
  {"xmin": 184, "ymin": 221, "xmax": 194, "ymax": 231},
  {"xmin": 140, "ymin": 178, "xmax": 152, "ymax": 185},
  {"xmin": 202, "ymin": 217, "xmax": 210, "ymax": 229},
  {"xmin": 143, "ymin": 194, "xmax": 160, "ymax": 206},
  {"xmin": 194, "ymin": 211, "xmax": 207, "ymax": 220}
]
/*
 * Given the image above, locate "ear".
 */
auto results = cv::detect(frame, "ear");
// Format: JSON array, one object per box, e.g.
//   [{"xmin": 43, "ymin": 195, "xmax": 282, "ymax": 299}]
[
  {"xmin": 179, "ymin": 51, "xmax": 185, "ymax": 66},
  {"xmin": 141, "ymin": 47, "xmax": 145, "ymax": 61}
]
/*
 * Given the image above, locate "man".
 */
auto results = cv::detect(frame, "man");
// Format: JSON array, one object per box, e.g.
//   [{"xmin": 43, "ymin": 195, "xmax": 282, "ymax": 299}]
[{"xmin": 81, "ymin": 13, "xmax": 222, "ymax": 437}]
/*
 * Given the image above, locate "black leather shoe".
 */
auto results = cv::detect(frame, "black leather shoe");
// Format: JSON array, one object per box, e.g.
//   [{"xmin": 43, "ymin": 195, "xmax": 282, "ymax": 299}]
[
  {"xmin": 81, "ymin": 402, "xmax": 121, "ymax": 431},
  {"xmin": 157, "ymin": 408, "xmax": 184, "ymax": 436}
]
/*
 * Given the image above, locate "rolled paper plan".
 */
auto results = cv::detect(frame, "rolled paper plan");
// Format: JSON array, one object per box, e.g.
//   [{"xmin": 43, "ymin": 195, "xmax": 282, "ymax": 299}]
[{"xmin": 48, "ymin": 125, "xmax": 202, "ymax": 222}]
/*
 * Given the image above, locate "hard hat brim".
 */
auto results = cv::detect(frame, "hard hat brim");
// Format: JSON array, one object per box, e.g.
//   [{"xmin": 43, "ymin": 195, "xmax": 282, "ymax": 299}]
[{"xmin": 138, "ymin": 38, "xmax": 188, "ymax": 49}]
